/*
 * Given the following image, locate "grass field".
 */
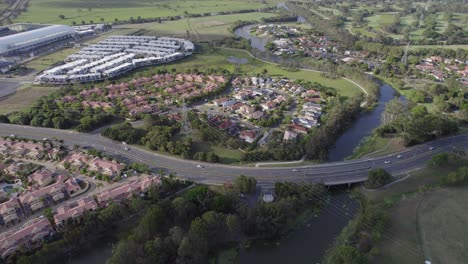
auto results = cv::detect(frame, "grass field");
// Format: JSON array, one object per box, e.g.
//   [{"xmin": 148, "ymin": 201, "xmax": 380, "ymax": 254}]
[
  {"xmin": 346, "ymin": 136, "xmax": 404, "ymax": 160},
  {"xmin": 0, "ymin": 84, "xmax": 59, "ymax": 114},
  {"xmin": 362, "ymin": 156, "xmax": 468, "ymax": 264},
  {"xmin": 113, "ymin": 12, "xmax": 277, "ymax": 41},
  {"xmin": 13, "ymin": 0, "xmax": 273, "ymax": 25}
]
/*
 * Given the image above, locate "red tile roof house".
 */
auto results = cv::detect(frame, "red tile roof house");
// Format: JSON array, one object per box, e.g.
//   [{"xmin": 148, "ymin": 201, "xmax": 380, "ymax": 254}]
[
  {"xmin": 88, "ymin": 158, "xmax": 125, "ymax": 177},
  {"xmin": 28, "ymin": 169, "xmax": 55, "ymax": 188},
  {"xmin": 0, "ymin": 217, "xmax": 54, "ymax": 259},
  {"xmin": 97, "ymin": 175, "xmax": 161, "ymax": 207},
  {"xmin": 218, "ymin": 119, "xmax": 235, "ymax": 130},
  {"xmin": 64, "ymin": 177, "xmax": 82, "ymax": 196},
  {"xmin": 261, "ymin": 101, "xmax": 277, "ymax": 110},
  {"xmin": 59, "ymin": 152, "xmax": 91, "ymax": 169},
  {"xmin": 239, "ymin": 130, "xmax": 257, "ymax": 143},
  {"xmin": 289, "ymin": 124, "xmax": 308, "ymax": 134},
  {"xmin": 0, "ymin": 198, "xmax": 22, "ymax": 226},
  {"xmin": 0, "ymin": 139, "xmax": 14, "ymax": 152},
  {"xmin": 19, "ymin": 183, "xmax": 66, "ymax": 213},
  {"xmin": 54, "ymin": 197, "xmax": 98, "ymax": 228},
  {"xmin": 4, "ymin": 162, "xmax": 21, "ymax": 175},
  {"xmin": 11, "ymin": 142, "xmax": 44, "ymax": 159}
]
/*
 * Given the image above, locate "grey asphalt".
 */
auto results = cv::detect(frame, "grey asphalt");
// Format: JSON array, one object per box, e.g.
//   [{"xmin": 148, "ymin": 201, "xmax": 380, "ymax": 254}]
[{"xmin": 1, "ymin": 124, "xmax": 467, "ymax": 187}]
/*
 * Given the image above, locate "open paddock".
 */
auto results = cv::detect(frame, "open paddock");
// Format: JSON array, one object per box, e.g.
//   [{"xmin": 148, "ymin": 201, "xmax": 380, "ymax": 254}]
[{"xmin": 13, "ymin": 0, "xmax": 273, "ymax": 25}]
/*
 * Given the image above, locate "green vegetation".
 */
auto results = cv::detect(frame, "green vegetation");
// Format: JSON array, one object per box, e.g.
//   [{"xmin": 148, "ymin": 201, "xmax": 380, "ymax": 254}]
[
  {"xmin": 347, "ymin": 136, "xmax": 404, "ymax": 159},
  {"xmin": 377, "ymin": 98, "xmax": 459, "ymax": 146},
  {"xmin": 14, "ymin": 0, "xmax": 273, "ymax": 25},
  {"xmin": 337, "ymin": 149, "xmax": 468, "ymax": 263},
  {"xmin": 101, "ymin": 179, "xmax": 327, "ymax": 264},
  {"xmin": 364, "ymin": 168, "xmax": 392, "ymax": 189}
]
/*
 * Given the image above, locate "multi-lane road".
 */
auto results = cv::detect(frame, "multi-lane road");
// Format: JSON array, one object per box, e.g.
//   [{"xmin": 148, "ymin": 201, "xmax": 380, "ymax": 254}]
[{"xmin": 1, "ymin": 124, "xmax": 467, "ymax": 187}]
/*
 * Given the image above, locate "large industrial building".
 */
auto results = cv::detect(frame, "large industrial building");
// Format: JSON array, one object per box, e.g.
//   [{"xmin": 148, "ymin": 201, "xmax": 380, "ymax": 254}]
[
  {"xmin": 0, "ymin": 23, "xmax": 75, "ymax": 56},
  {"xmin": 36, "ymin": 35, "xmax": 195, "ymax": 84}
]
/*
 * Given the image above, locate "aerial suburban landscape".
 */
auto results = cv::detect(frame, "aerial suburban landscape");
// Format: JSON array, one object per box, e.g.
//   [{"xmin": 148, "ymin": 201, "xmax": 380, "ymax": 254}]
[{"xmin": 0, "ymin": 0, "xmax": 467, "ymax": 263}]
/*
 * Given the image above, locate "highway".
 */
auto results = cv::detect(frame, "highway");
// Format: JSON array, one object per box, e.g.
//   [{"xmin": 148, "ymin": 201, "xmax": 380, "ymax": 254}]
[{"xmin": 1, "ymin": 124, "xmax": 467, "ymax": 187}]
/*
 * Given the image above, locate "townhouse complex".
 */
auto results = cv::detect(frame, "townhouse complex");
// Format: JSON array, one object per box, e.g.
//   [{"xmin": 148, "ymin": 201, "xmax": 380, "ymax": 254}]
[
  {"xmin": 415, "ymin": 56, "xmax": 468, "ymax": 85},
  {"xmin": 0, "ymin": 138, "xmax": 162, "ymax": 260},
  {"xmin": 36, "ymin": 35, "xmax": 194, "ymax": 84},
  {"xmin": 55, "ymin": 73, "xmax": 228, "ymax": 117}
]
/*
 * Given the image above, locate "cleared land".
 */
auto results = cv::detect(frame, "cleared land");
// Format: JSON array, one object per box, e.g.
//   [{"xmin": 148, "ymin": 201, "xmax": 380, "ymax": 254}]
[
  {"xmin": 13, "ymin": 0, "xmax": 272, "ymax": 25},
  {"xmin": 347, "ymin": 136, "xmax": 404, "ymax": 159},
  {"xmin": 23, "ymin": 47, "xmax": 79, "ymax": 72},
  {"xmin": 0, "ymin": 84, "xmax": 58, "ymax": 114}
]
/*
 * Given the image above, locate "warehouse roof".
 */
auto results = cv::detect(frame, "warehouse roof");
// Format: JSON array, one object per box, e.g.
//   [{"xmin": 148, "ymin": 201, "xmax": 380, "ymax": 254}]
[{"xmin": 0, "ymin": 24, "xmax": 75, "ymax": 54}]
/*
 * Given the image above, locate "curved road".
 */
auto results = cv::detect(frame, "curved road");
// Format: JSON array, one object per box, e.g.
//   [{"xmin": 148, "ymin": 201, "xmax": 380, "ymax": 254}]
[{"xmin": 1, "ymin": 124, "xmax": 467, "ymax": 187}]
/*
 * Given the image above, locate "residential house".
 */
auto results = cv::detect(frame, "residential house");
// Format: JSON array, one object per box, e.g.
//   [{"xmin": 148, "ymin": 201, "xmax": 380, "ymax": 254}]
[
  {"xmin": 54, "ymin": 197, "xmax": 98, "ymax": 228},
  {"xmin": 0, "ymin": 217, "xmax": 54, "ymax": 259},
  {"xmin": 28, "ymin": 169, "xmax": 55, "ymax": 187},
  {"xmin": 261, "ymin": 101, "xmax": 277, "ymax": 111},
  {"xmin": 88, "ymin": 158, "xmax": 125, "ymax": 177},
  {"xmin": 97, "ymin": 175, "xmax": 161, "ymax": 206},
  {"xmin": 289, "ymin": 124, "xmax": 308, "ymax": 134},
  {"xmin": 237, "ymin": 105, "xmax": 255, "ymax": 118},
  {"xmin": 0, "ymin": 198, "xmax": 21, "ymax": 225},
  {"xmin": 218, "ymin": 119, "xmax": 235, "ymax": 130},
  {"xmin": 64, "ymin": 177, "xmax": 82, "ymax": 196},
  {"xmin": 11, "ymin": 142, "xmax": 44, "ymax": 159},
  {"xmin": 60, "ymin": 152, "xmax": 90, "ymax": 169},
  {"xmin": 283, "ymin": 131, "xmax": 298, "ymax": 142},
  {"xmin": 250, "ymin": 111, "xmax": 265, "ymax": 120},
  {"xmin": 239, "ymin": 130, "xmax": 257, "ymax": 143},
  {"xmin": 19, "ymin": 183, "xmax": 66, "ymax": 212}
]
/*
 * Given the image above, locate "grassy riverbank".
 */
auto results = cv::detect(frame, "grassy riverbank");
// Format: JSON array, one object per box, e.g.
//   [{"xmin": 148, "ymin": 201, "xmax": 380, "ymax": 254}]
[{"xmin": 325, "ymin": 153, "xmax": 468, "ymax": 264}]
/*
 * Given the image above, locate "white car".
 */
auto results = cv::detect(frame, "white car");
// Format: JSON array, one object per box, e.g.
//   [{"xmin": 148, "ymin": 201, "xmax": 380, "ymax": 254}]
[
  {"xmin": 196, "ymin": 164, "xmax": 204, "ymax": 168},
  {"xmin": 9, "ymin": 134, "xmax": 15, "ymax": 137},
  {"xmin": 124, "ymin": 147, "xmax": 129, "ymax": 151},
  {"xmin": 122, "ymin": 141, "xmax": 127, "ymax": 145},
  {"xmin": 292, "ymin": 169, "xmax": 300, "ymax": 172},
  {"xmin": 384, "ymin": 160, "xmax": 391, "ymax": 164},
  {"xmin": 43, "ymin": 138, "xmax": 48, "ymax": 141},
  {"xmin": 429, "ymin": 147, "xmax": 435, "ymax": 150},
  {"xmin": 396, "ymin": 155, "xmax": 403, "ymax": 159}
]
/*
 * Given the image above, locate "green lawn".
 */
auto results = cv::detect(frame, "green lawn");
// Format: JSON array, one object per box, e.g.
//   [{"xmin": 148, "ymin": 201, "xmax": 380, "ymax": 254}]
[{"xmin": 14, "ymin": 0, "xmax": 273, "ymax": 25}]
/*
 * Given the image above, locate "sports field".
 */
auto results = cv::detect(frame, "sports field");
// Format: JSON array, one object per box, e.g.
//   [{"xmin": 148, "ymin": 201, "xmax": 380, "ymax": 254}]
[{"xmin": 13, "ymin": 0, "xmax": 273, "ymax": 25}]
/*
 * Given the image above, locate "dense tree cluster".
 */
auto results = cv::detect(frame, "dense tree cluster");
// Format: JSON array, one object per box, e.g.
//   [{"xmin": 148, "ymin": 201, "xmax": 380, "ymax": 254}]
[
  {"xmin": 364, "ymin": 168, "xmax": 392, "ymax": 189},
  {"xmin": 377, "ymin": 98, "xmax": 459, "ymax": 146},
  {"xmin": 305, "ymin": 96, "xmax": 362, "ymax": 160},
  {"xmin": 102, "ymin": 179, "xmax": 327, "ymax": 264},
  {"xmin": 324, "ymin": 195, "xmax": 388, "ymax": 264}
]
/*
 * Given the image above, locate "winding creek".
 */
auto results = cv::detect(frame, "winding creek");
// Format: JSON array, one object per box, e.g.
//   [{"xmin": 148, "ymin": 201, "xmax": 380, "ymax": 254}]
[{"xmin": 71, "ymin": 11, "xmax": 406, "ymax": 264}]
